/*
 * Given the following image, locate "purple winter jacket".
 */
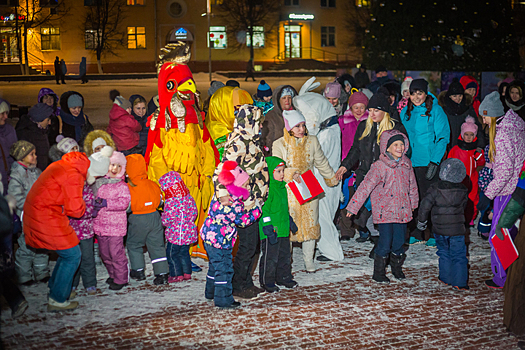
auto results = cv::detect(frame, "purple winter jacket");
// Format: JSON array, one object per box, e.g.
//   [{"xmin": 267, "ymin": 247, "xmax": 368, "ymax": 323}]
[
  {"xmin": 347, "ymin": 129, "xmax": 419, "ymax": 224},
  {"xmin": 93, "ymin": 179, "xmax": 130, "ymax": 237},
  {"xmin": 339, "ymin": 110, "xmax": 368, "ymax": 161},
  {"xmin": 485, "ymin": 109, "xmax": 525, "ymax": 200},
  {"xmin": 69, "ymin": 183, "xmax": 94, "ymax": 240}
]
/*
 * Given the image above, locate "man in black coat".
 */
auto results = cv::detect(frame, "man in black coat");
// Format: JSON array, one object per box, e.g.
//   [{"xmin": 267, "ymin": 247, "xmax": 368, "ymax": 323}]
[{"xmin": 54, "ymin": 56, "xmax": 60, "ymax": 85}]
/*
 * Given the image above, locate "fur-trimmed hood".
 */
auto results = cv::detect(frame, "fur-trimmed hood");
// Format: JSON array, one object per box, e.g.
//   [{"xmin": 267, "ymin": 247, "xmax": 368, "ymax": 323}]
[{"xmin": 83, "ymin": 129, "xmax": 116, "ymax": 158}]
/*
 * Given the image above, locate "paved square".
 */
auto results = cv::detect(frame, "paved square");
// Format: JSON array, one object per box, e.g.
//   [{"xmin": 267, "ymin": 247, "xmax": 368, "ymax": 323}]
[{"xmin": 1, "ymin": 233, "xmax": 523, "ymax": 349}]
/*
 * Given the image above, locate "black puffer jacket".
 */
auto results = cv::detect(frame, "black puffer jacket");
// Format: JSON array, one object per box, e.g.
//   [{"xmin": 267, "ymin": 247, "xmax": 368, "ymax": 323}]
[
  {"xmin": 418, "ymin": 181, "xmax": 469, "ymax": 236},
  {"xmin": 438, "ymin": 91, "xmax": 486, "ymax": 150},
  {"xmin": 340, "ymin": 119, "xmax": 408, "ymax": 187},
  {"xmin": 15, "ymin": 114, "xmax": 50, "ymax": 171}
]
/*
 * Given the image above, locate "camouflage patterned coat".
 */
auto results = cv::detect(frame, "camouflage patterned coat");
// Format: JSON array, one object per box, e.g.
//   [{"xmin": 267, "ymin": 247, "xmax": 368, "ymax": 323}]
[{"xmin": 213, "ymin": 105, "xmax": 269, "ymax": 211}]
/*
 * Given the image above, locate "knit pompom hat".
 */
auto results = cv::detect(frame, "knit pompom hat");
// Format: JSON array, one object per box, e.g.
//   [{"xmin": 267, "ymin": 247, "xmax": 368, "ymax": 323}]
[
  {"xmin": 218, "ymin": 160, "xmax": 250, "ymax": 200},
  {"xmin": 10, "ymin": 140, "xmax": 35, "ymax": 161},
  {"xmin": 108, "ymin": 151, "xmax": 127, "ymax": 178},
  {"xmin": 114, "ymin": 96, "xmax": 132, "ymax": 111},
  {"xmin": 159, "ymin": 171, "xmax": 191, "ymax": 200},
  {"xmin": 283, "ymin": 109, "xmax": 306, "ymax": 131},
  {"xmin": 439, "ymin": 158, "xmax": 466, "ymax": 184},
  {"xmin": 257, "ymin": 80, "xmax": 272, "ymax": 99},
  {"xmin": 323, "ymin": 82, "xmax": 341, "ymax": 99},
  {"xmin": 460, "ymin": 116, "xmax": 478, "ymax": 138},
  {"xmin": 401, "ymin": 77, "xmax": 413, "ymax": 94},
  {"xmin": 88, "ymin": 146, "xmax": 113, "ymax": 177},
  {"xmin": 347, "ymin": 91, "xmax": 369, "ymax": 109},
  {"xmin": 57, "ymin": 137, "xmax": 79, "ymax": 153}
]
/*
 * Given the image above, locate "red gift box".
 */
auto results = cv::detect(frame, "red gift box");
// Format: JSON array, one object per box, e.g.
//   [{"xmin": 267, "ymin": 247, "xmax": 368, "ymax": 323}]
[{"xmin": 287, "ymin": 170, "xmax": 324, "ymax": 205}]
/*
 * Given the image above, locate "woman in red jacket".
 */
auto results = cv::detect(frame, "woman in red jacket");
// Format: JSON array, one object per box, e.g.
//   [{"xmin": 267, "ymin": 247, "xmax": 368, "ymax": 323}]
[
  {"xmin": 23, "ymin": 152, "xmax": 90, "ymax": 312},
  {"xmin": 107, "ymin": 95, "xmax": 142, "ymax": 156},
  {"xmin": 447, "ymin": 116, "xmax": 485, "ymax": 226}
]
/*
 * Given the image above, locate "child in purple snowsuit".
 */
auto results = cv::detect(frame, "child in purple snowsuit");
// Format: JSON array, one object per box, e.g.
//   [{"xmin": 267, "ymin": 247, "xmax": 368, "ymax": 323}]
[
  {"xmin": 201, "ymin": 160, "xmax": 262, "ymax": 308},
  {"xmin": 159, "ymin": 171, "xmax": 198, "ymax": 283},
  {"xmin": 71, "ymin": 183, "xmax": 97, "ymax": 295},
  {"xmin": 92, "ymin": 151, "xmax": 130, "ymax": 290}
]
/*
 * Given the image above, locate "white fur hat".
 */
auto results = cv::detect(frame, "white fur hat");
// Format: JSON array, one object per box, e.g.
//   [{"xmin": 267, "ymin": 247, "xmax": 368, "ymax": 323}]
[{"xmin": 88, "ymin": 146, "xmax": 113, "ymax": 177}]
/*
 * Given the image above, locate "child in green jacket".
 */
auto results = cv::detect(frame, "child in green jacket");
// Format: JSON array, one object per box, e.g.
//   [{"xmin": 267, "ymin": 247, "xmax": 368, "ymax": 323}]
[{"xmin": 258, "ymin": 156, "xmax": 298, "ymax": 293}]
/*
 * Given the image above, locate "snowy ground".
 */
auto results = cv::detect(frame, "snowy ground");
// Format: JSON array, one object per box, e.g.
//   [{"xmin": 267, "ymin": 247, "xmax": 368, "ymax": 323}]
[
  {"xmin": 2, "ymin": 232, "xmax": 523, "ymax": 349},
  {"xmin": 0, "ymin": 73, "xmax": 333, "ymax": 129}
]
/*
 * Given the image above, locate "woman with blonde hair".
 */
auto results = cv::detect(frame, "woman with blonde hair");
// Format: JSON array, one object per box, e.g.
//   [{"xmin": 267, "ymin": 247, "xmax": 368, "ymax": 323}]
[{"xmin": 335, "ymin": 93, "xmax": 408, "ymax": 247}]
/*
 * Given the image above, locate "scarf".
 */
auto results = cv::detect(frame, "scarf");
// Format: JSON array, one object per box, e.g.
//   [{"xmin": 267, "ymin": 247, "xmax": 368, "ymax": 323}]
[
  {"xmin": 444, "ymin": 97, "xmax": 469, "ymax": 116},
  {"xmin": 60, "ymin": 109, "xmax": 85, "ymax": 142}
]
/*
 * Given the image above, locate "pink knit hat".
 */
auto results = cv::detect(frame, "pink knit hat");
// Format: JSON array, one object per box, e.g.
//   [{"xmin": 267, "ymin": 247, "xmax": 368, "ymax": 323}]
[
  {"xmin": 324, "ymin": 82, "xmax": 341, "ymax": 98},
  {"xmin": 347, "ymin": 91, "xmax": 369, "ymax": 108},
  {"xmin": 461, "ymin": 116, "xmax": 478, "ymax": 138},
  {"xmin": 108, "ymin": 151, "xmax": 127, "ymax": 178}
]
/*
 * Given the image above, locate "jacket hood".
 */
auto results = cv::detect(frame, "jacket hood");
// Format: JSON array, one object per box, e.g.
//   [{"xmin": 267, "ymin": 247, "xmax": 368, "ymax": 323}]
[
  {"xmin": 293, "ymin": 77, "xmax": 337, "ymax": 136},
  {"xmin": 266, "ymin": 156, "xmax": 286, "ymax": 188},
  {"xmin": 62, "ymin": 151, "xmax": 90, "ymax": 179},
  {"xmin": 460, "ymin": 76, "xmax": 479, "ymax": 99},
  {"xmin": 498, "ymin": 109, "xmax": 525, "ymax": 133},
  {"xmin": 271, "ymin": 84, "xmax": 298, "ymax": 116},
  {"xmin": 125, "ymin": 153, "xmax": 148, "ymax": 182},
  {"xmin": 59, "ymin": 91, "xmax": 84, "ymax": 111},
  {"xmin": 206, "ymin": 86, "xmax": 253, "ymax": 140},
  {"xmin": 379, "ymin": 129, "xmax": 410, "ymax": 168},
  {"xmin": 437, "ymin": 91, "xmax": 472, "ymax": 116},
  {"xmin": 230, "ymin": 105, "xmax": 263, "ymax": 141},
  {"xmin": 83, "ymin": 129, "xmax": 116, "ymax": 158},
  {"xmin": 38, "ymin": 88, "xmax": 59, "ymax": 105},
  {"xmin": 109, "ymin": 103, "xmax": 131, "ymax": 121},
  {"xmin": 505, "ymin": 80, "xmax": 525, "ymax": 110},
  {"xmin": 129, "ymin": 94, "xmax": 147, "ymax": 119}
]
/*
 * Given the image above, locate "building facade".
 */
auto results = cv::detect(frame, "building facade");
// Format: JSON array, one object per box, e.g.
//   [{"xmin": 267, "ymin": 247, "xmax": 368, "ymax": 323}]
[{"xmin": 0, "ymin": 0, "xmax": 366, "ymax": 74}]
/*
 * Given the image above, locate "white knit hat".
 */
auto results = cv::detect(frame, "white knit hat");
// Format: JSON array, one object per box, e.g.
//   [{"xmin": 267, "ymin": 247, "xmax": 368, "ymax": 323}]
[
  {"xmin": 92, "ymin": 137, "xmax": 107, "ymax": 151},
  {"xmin": 283, "ymin": 110, "xmax": 306, "ymax": 131},
  {"xmin": 401, "ymin": 77, "xmax": 413, "ymax": 93},
  {"xmin": 88, "ymin": 146, "xmax": 113, "ymax": 177}
]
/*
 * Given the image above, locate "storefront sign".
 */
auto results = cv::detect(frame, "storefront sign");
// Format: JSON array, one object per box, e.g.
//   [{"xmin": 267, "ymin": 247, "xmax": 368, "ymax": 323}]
[
  {"xmin": 175, "ymin": 27, "xmax": 188, "ymax": 40},
  {"xmin": 1, "ymin": 14, "xmax": 26, "ymax": 22},
  {"xmin": 288, "ymin": 13, "xmax": 314, "ymax": 20}
]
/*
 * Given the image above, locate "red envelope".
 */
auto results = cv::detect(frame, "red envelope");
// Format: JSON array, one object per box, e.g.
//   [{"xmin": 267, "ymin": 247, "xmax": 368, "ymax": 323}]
[
  {"xmin": 287, "ymin": 170, "xmax": 324, "ymax": 205},
  {"xmin": 491, "ymin": 228, "xmax": 519, "ymax": 270}
]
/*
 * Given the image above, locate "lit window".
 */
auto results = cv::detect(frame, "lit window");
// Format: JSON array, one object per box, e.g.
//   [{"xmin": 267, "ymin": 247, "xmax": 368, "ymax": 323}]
[
  {"xmin": 208, "ymin": 26, "xmax": 227, "ymax": 49},
  {"xmin": 40, "ymin": 27, "xmax": 60, "ymax": 50},
  {"xmin": 321, "ymin": 0, "xmax": 335, "ymax": 7},
  {"xmin": 284, "ymin": 0, "xmax": 299, "ymax": 5},
  {"xmin": 127, "ymin": 0, "xmax": 144, "ymax": 5},
  {"xmin": 85, "ymin": 29, "xmax": 101, "ymax": 49},
  {"xmin": 321, "ymin": 26, "xmax": 335, "ymax": 47},
  {"xmin": 247, "ymin": 26, "xmax": 264, "ymax": 48},
  {"xmin": 355, "ymin": 0, "xmax": 370, "ymax": 7},
  {"xmin": 128, "ymin": 27, "xmax": 146, "ymax": 49}
]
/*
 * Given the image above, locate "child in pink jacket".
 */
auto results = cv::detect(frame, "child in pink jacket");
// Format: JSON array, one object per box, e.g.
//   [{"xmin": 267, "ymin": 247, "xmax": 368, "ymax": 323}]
[
  {"xmin": 347, "ymin": 129, "xmax": 418, "ymax": 284},
  {"xmin": 92, "ymin": 151, "xmax": 131, "ymax": 290}
]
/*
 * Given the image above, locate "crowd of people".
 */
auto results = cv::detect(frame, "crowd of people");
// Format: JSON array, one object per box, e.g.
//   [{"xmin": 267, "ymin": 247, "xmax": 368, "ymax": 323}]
[{"xmin": 0, "ymin": 68, "xmax": 524, "ymax": 343}]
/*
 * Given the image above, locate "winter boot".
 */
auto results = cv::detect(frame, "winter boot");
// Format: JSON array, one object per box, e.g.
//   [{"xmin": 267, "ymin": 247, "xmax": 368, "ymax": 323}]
[
  {"xmin": 130, "ymin": 269, "xmax": 146, "ymax": 281},
  {"xmin": 153, "ymin": 274, "xmax": 169, "ymax": 285},
  {"xmin": 390, "ymin": 253, "xmax": 406, "ymax": 280},
  {"xmin": 262, "ymin": 283, "xmax": 280, "ymax": 293},
  {"xmin": 183, "ymin": 273, "xmax": 192, "ymax": 281},
  {"xmin": 109, "ymin": 282, "xmax": 128, "ymax": 291},
  {"xmin": 302, "ymin": 240, "xmax": 316, "ymax": 273},
  {"xmin": 47, "ymin": 297, "xmax": 79, "ymax": 312},
  {"xmin": 369, "ymin": 236, "xmax": 379, "ymax": 259},
  {"xmin": 372, "ymin": 253, "xmax": 390, "ymax": 284}
]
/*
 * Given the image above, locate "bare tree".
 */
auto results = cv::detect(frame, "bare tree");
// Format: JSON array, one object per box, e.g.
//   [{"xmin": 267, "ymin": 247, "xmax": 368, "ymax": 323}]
[
  {"xmin": 215, "ymin": 0, "xmax": 281, "ymax": 62},
  {"xmin": 17, "ymin": 0, "xmax": 70, "ymax": 75},
  {"xmin": 83, "ymin": 0, "xmax": 126, "ymax": 73},
  {"xmin": 344, "ymin": 0, "xmax": 371, "ymax": 62}
]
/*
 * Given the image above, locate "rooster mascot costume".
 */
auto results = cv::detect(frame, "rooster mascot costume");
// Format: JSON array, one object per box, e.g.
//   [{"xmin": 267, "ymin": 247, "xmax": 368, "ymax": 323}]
[{"xmin": 145, "ymin": 42, "xmax": 219, "ymax": 259}]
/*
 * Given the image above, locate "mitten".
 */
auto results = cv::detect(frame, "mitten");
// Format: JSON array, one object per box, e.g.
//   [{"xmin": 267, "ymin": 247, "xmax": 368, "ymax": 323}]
[
  {"xmin": 417, "ymin": 220, "xmax": 427, "ymax": 231},
  {"xmin": 477, "ymin": 195, "xmax": 491, "ymax": 211},
  {"xmin": 426, "ymin": 162, "xmax": 439, "ymax": 181},
  {"xmin": 495, "ymin": 228, "xmax": 505, "ymax": 241},
  {"xmin": 263, "ymin": 225, "xmax": 277, "ymax": 245},
  {"xmin": 92, "ymin": 198, "xmax": 108, "ymax": 218},
  {"xmin": 289, "ymin": 216, "xmax": 298, "ymax": 234}
]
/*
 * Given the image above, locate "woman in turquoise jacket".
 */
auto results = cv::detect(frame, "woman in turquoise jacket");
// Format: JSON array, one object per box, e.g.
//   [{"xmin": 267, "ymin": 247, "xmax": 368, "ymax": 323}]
[{"xmin": 400, "ymin": 78, "xmax": 450, "ymax": 245}]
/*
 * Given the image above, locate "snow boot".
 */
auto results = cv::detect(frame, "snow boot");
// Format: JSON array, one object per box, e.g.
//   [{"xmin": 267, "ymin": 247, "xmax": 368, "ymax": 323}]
[
  {"xmin": 372, "ymin": 253, "xmax": 390, "ymax": 284},
  {"xmin": 130, "ymin": 269, "xmax": 146, "ymax": 281},
  {"xmin": 153, "ymin": 274, "xmax": 169, "ymax": 285},
  {"xmin": 369, "ymin": 235, "xmax": 379, "ymax": 259},
  {"xmin": 390, "ymin": 253, "xmax": 406, "ymax": 280},
  {"xmin": 47, "ymin": 297, "xmax": 79, "ymax": 312}
]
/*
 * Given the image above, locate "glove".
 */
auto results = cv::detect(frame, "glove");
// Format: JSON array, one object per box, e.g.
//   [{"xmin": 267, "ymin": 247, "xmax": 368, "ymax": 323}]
[
  {"xmin": 426, "ymin": 162, "xmax": 439, "ymax": 181},
  {"xmin": 495, "ymin": 227, "xmax": 505, "ymax": 241},
  {"xmin": 477, "ymin": 195, "xmax": 491, "ymax": 212},
  {"xmin": 92, "ymin": 198, "xmax": 108, "ymax": 218},
  {"xmin": 289, "ymin": 216, "xmax": 298, "ymax": 234},
  {"xmin": 417, "ymin": 220, "xmax": 427, "ymax": 231},
  {"xmin": 263, "ymin": 225, "xmax": 277, "ymax": 245}
]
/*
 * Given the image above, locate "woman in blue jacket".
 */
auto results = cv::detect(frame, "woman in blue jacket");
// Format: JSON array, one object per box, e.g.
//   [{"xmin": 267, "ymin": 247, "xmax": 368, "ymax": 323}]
[{"xmin": 400, "ymin": 79, "xmax": 450, "ymax": 245}]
